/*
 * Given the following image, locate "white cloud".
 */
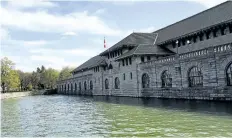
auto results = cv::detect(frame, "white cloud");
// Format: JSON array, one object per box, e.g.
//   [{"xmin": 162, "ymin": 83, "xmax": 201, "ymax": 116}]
[
  {"xmin": 29, "ymin": 47, "xmax": 100, "ymax": 57},
  {"xmin": 0, "ymin": 27, "xmax": 10, "ymax": 41},
  {"xmin": 94, "ymin": 9, "xmax": 106, "ymax": 15},
  {"xmin": 0, "ymin": 6, "xmax": 123, "ymax": 36},
  {"xmin": 6, "ymin": 0, "xmax": 57, "ymax": 9},
  {"xmin": 62, "ymin": 32, "xmax": 77, "ymax": 36},
  {"xmin": 22, "ymin": 40, "xmax": 49, "ymax": 46},
  {"xmin": 188, "ymin": 0, "xmax": 227, "ymax": 8}
]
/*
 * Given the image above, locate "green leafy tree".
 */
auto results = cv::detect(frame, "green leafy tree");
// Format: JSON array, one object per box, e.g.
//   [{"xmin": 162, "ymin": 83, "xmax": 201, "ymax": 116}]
[
  {"xmin": 8, "ymin": 70, "xmax": 20, "ymax": 91},
  {"xmin": 17, "ymin": 70, "xmax": 32, "ymax": 91},
  {"xmin": 58, "ymin": 67, "xmax": 74, "ymax": 81},
  {"xmin": 43, "ymin": 68, "xmax": 59, "ymax": 89},
  {"xmin": 1, "ymin": 57, "xmax": 15, "ymax": 92}
]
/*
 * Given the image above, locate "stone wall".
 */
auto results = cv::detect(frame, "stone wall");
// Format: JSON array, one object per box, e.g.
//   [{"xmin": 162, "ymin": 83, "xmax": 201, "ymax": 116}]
[{"xmin": 57, "ymin": 43, "xmax": 232, "ymax": 101}]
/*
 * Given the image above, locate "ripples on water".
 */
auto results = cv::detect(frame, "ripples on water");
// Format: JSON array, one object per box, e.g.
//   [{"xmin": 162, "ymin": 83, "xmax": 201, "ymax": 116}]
[{"xmin": 1, "ymin": 95, "xmax": 232, "ymax": 137}]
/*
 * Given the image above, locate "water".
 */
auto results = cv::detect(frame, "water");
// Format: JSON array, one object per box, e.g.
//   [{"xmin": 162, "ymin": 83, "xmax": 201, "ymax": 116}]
[{"xmin": 1, "ymin": 95, "xmax": 232, "ymax": 137}]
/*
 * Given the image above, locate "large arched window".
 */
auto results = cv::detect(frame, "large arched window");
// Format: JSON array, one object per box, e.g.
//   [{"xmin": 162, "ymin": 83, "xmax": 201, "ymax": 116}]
[
  {"xmin": 142, "ymin": 73, "xmax": 150, "ymax": 88},
  {"xmin": 161, "ymin": 70, "xmax": 172, "ymax": 88},
  {"xmin": 90, "ymin": 80, "xmax": 93, "ymax": 90},
  {"xmin": 226, "ymin": 62, "xmax": 232, "ymax": 86},
  {"xmin": 84, "ymin": 81, "xmax": 87, "ymax": 90},
  {"xmin": 105, "ymin": 79, "xmax": 109, "ymax": 89},
  {"xmin": 188, "ymin": 66, "xmax": 203, "ymax": 87},
  {"xmin": 115, "ymin": 77, "xmax": 120, "ymax": 89}
]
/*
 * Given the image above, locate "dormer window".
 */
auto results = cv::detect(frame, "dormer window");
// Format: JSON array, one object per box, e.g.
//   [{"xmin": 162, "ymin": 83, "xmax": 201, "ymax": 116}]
[{"xmin": 141, "ymin": 56, "xmax": 144, "ymax": 62}]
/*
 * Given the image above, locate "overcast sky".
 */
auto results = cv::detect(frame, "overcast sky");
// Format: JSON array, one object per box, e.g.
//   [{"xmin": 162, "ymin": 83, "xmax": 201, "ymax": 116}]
[{"xmin": 0, "ymin": 0, "xmax": 226, "ymax": 72}]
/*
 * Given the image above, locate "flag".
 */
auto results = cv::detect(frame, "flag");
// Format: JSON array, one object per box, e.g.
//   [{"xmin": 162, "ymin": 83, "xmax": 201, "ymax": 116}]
[{"xmin": 104, "ymin": 37, "xmax": 106, "ymax": 48}]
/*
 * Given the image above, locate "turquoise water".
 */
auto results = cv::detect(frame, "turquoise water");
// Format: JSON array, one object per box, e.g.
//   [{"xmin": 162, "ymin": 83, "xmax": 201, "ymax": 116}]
[{"xmin": 1, "ymin": 95, "xmax": 232, "ymax": 137}]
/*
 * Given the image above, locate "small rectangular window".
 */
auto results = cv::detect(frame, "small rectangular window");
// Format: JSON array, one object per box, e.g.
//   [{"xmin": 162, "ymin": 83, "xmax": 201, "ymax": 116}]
[
  {"xmin": 126, "ymin": 58, "xmax": 128, "ymax": 65},
  {"xmin": 147, "ymin": 56, "xmax": 151, "ymax": 61},
  {"xmin": 213, "ymin": 30, "xmax": 217, "ymax": 37},
  {"xmin": 199, "ymin": 34, "xmax": 203, "ymax": 41},
  {"xmin": 141, "ymin": 56, "xmax": 144, "ymax": 62},
  {"xmin": 129, "ymin": 57, "xmax": 132, "ymax": 65},
  {"xmin": 123, "ymin": 73, "xmax": 126, "ymax": 80},
  {"xmin": 172, "ymin": 42, "xmax": 176, "ymax": 48}
]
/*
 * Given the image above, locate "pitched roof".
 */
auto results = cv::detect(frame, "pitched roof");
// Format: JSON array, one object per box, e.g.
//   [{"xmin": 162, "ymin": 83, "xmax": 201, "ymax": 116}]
[
  {"xmin": 115, "ymin": 44, "xmax": 174, "ymax": 60},
  {"xmin": 100, "ymin": 33, "xmax": 158, "ymax": 55},
  {"xmin": 154, "ymin": 1, "xmax": 232, "ymax": 44},
  {"xmin": 72, "ymin": 56, "xmax": 107, "ymax": 72}
]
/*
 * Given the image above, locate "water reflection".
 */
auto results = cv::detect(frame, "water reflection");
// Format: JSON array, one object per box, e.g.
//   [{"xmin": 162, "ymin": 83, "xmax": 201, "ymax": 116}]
[
  {"xmin": 1, "ymin": 95, "xmax": 232, "ymax": 137},
  {"xmin": 91, "ymin": 96, "xmax": 232, "ymax": 115}
]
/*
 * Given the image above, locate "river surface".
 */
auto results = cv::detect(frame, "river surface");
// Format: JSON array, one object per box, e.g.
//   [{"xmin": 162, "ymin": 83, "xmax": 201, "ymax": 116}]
[{"xmin": 1, "ymin": 95, "xmax": 232, "ymax": 137}]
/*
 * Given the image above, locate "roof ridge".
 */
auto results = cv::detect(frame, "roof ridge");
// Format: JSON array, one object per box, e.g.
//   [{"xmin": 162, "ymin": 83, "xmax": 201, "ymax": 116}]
[{"xmin": 152, "ymin": 1, "xmax": 230, "ymax": 33}]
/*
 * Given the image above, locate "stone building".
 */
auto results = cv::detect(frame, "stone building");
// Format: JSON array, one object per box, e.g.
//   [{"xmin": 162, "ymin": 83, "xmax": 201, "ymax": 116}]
[{"xmin": 57, "ymin": 1, "xmax": 232, "ymax": 101}]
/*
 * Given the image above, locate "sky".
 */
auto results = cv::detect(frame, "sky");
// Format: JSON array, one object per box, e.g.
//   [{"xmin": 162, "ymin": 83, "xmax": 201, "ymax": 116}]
[{"xmin": 0, "ymin": 0, "xmax": 227, "ymax": 72}]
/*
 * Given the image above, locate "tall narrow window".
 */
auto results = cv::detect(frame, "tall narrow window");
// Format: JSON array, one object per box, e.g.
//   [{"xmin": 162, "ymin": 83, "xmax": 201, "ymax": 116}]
[
  {"xmin": 90, "ymin": 80, "xmax": 93, "ymax": 90},
  {"xmin": 142, "ymin": 73, "xmax": 150, "ymax": 88},
  {"xmin": 79, "ymin": 82, "xmax": 81, "ymax": 91},
  {"xmin": 188, "ymin": 66, "xmax": 203, "ymax": 87},
  {"xmin": 105, "ymin": 79, "xmax": 109, "ymax": 89},
  {"xmin": 115, "ymin": 77, "xmax": 120, "ymax": 89},
  {"xmin": 122, "ymin": 60, "xmax": 125, "ymax": 66},
  {"xmin": 129, "ymin": 57, "xmax": 132, "ymax": 65},
  {"xmin": 161, "ymin": 70, "xmax": 172, "ymax": 88},
  {"xmin": 147, "ymin": 56, "xmax": 151, "ymax": 61},
  {"xmin": 68, "ymin": 84, "xmax": 70, "ymax": 91},
  {"xmin": 141, "ymin": 56, "xmax": 144, "ymax": 62},
  {"xmin": 123, "ymin": 73, "xmax": 126, "ymax": 80},
  {"xmin": 84, "ymin": 81, "xmax": 87, "ymax": 90},
  {"xmin": 130, "ymin": 72, "xmax": 132, "ymax": 79},
  {"xmin": 126, "ymin": 58, "xmax": 128, "ymax": 65},
  {"xmin": 226, "ymin": 62, "xmax": 232, "ymax": 86}
]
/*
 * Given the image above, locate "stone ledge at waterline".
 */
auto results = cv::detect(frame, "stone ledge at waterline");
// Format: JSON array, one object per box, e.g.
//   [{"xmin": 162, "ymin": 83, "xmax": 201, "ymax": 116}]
[{"xmin": 1, "ymin": 89, "xmax": 57, "ymax": 99}]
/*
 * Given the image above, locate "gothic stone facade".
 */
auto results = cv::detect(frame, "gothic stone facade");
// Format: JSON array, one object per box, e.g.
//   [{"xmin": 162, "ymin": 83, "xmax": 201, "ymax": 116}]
[{"xmin": 57, "ymin": 2, "xmax": 232, "ymax": 101}]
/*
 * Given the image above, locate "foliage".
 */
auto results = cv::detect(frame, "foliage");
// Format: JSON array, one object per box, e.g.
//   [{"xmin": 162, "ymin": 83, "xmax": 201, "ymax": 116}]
[
  {"xmin": 58, "ymin": 67, "xmax": 74, "ymax": 81},
  {"xmin": 43, "ymin": 68, "xmax": 59, "ymax": 89},
  {"xmin": 1, "ymin": 57, "xmax": 74, "ymax": 92},
  {"xmin": 1, "ymin": 57, "xmax": 20, "ymax": 92}
]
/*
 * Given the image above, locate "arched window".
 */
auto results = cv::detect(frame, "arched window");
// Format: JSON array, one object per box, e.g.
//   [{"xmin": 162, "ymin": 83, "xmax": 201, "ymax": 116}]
[
  {"xmin": 115, "ymin": 77, "xmax": 120, "ymax": 89},
  {"xmin": 79, "ymin": 82, "xmax": 81, "ymax": 91},
  {"xmin": 142, "ymin": 73, "xmax": 150, "ymax": 88},
  {"xmin": 84, "ymin": 81, "xmax": 87, "ymax": 90},
  {"xmin": 105, "ymin": 79, "xmax": 109, "ymax": 89},
  {"xmin": 226, "ymin": 62, "xmax": 232, "ymax": 86},
  {"xmin": 90, "ymin": 80, "xmax": 93, "ymax": 90},
  {"xmin": 188, "ymin": 66, "xmax": 203, "ymax": 87},
  {"xmin": 75, "ymin": 83, "xmax": 77, "ymax": 91},
  {"xmin": 161, "ymin": 70, "xmax": 172, "ymax": 88}
]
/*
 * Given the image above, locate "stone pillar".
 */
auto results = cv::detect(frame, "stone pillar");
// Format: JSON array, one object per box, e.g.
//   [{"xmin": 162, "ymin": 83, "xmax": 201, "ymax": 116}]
[{"xmin": 205, "ymin": 47, "xmax": 218, "ymax": 87}]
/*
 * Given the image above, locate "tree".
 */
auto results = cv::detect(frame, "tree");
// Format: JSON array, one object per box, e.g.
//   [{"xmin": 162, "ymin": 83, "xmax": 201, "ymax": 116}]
[
  {"xmin": 31, "ymin": 71, "xmax": 40, "ymax": 89},
  {"xmin": 1, "ymin": 57, "xmax": 15, "ymax": 92},
  {"xmin": 43, "ymin": 68, "xmax": 59, "ymax": 89},
  {"xmin": 7, "ymin": 70, "xmax": 20, "ymax": 91},
  {"xmin": 58, "ymin": 67, "xmax": 74, "ymax": 81},
  {"xmin": 17, "ymin": 70, "xmax": 32, "ymax": 91}
]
